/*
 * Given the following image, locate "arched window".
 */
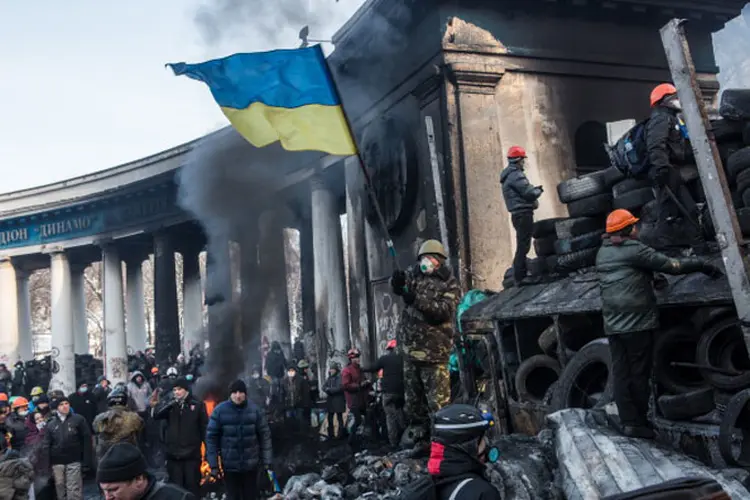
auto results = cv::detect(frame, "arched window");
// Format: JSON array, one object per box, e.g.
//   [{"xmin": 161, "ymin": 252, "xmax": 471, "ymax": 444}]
[{"xmin": 574, "ymin": 121, "xmax": 609, "ymax": 175}]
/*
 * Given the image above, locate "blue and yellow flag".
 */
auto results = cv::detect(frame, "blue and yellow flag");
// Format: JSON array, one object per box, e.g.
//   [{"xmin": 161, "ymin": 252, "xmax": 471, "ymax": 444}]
[{"xmin": 167, "ymin": 45, "xmax": 357, "ymax": 156}]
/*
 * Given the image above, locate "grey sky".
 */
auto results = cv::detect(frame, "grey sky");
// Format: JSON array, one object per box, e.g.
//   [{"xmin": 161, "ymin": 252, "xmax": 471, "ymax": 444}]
[{"xmin": 0, "ymin": 0, "xmax": 364, "ymax": 194}]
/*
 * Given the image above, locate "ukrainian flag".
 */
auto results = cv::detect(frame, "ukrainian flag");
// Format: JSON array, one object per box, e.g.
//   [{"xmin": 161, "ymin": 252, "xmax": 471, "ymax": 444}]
[{"xmin": 167, "ymin": 46, "xmax": 357, "ymax": 156}]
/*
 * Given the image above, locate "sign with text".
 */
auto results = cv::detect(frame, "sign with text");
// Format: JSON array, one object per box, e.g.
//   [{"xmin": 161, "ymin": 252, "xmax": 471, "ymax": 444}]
[{"xmin": 0, "ymin": 184, "xmax": 182, "ymax": 250}]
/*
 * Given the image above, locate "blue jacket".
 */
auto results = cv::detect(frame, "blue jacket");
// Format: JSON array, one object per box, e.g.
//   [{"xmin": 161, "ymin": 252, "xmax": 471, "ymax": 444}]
[{"xmin": 205, "ymin": 399, "xmax": 272, "ymax": 472}]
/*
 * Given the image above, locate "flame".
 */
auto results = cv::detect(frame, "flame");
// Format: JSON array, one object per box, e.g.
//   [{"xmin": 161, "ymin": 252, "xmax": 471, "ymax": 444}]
[{"xmin": 201, "ymin": 398, "xmax": 219, "ymax": 485}]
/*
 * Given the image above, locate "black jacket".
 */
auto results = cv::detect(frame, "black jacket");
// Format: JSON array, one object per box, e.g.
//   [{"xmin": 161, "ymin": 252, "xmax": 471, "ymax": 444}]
[
  {"xmin": 68, "ymin": 391, "xmax": 97, "ymax": 430},
  {"xmin": 265, "ymin": 349, "xmax": 287, "ymax": 379},
  {"xmin": 596, "ymin": 236, "xmax": 704, "ymax": 334},
  {"xmin": 44, "ymin": 413, "xmax": 92, "ymax": 466},
  {"xmin": 364, "ymin": 352, "xmax": 404, "ymax": 397},
  {"xmin": 500, "ymin": 162, "xmax": 541, "ymax": 213},
  {"xmin": 322, "ymin": 373, "xmax": 346, "ymax": 414},
  {"xmin": 205, "ymin": 399, "xmax": 272, "ymax": 472},
  {"xmin": 92, "ymin": 384, "xmax": 111, "ymax": 414},
  {"xmin": 646, "ymin": 106, "xmax": 691, "ymax": 172},
  {"xmin": 430, "ymin": 441, "xmax": 500, "ymax": 500},
  {"xmin": 153, "ymin": 395, "xmax": 207, "ymax": 461},
  {"xmin": 5, "ymin": 414, "xmax": 27, "ymax": 451},
  {"xmin": 247, "ymin": 378, "xmax": 270, "ymax": 407},
  {"xmin": 140, "ymin": 473, "xmax": 196, "ymax": 500}
]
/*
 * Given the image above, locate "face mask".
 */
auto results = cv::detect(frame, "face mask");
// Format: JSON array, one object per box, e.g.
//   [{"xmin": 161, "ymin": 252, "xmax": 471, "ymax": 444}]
[
  {"xmin": 31, "ymin": 396, "xmax": 39, "ymax": 402},
  {"xmin": 17, "ymin": 410, "xmax": 28, "ymax": 417},
  {"xmin": 186, "ymin": 375, "xmax": 194, "ymax": 381},
  {"xmin": 36, "ymin": 422, "xmax": 45, "ymax": 430},
  {"xmin": 288, "ymin": 371, "xmax": 296, "ymax": 378},
  {"xmin": 79, "ymin": 387, "xmax": 88, "ymax": 393},
  {"xmin": 252, "ymin": 374, "xmax": 260, "ymax": 379},
  {"xmin": 667, "ymin": 97, "xmax": 682, "ymax": 111},
  {"xmin": 420, "ymin": 257, "xmax": 437, "ymax": 274},
  {"xmin": 39, "ymin": 407, "xmax": 49, "ymax": 415}
]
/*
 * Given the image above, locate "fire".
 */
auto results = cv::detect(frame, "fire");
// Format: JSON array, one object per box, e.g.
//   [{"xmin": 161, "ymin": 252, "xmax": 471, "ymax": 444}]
[{"xmin": 201, "ymin": 398, "xmax": 219, "ymax": 485}]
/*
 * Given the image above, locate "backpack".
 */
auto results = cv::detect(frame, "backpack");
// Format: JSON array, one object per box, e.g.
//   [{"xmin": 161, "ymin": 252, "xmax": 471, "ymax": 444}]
[
  {"xmin": 606, "ymin": 119, "xmax": 650, "ymax": 177},
  {"xmin": 395, "ymin": 474, "xmax": 481, "ymax": 500}
]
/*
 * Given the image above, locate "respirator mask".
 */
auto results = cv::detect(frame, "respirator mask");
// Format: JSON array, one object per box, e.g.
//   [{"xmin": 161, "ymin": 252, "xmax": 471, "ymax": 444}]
[{"xmin": 420, "ymin": 256, "xmax": 439, "ymax": 275}]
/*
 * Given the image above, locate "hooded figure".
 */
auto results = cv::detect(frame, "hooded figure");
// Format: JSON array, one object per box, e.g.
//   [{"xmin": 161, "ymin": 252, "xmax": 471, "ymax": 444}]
[
  {"xmin": 265, "ymin": 342, "xmax": 287, "ymax": 380},
  {"xmin": 127, "ymin": 371, "xmax": 150, "ymax": 414}
]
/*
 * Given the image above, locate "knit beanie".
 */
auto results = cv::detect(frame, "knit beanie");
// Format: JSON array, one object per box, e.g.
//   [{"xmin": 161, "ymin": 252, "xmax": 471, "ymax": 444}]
[
  {"xmin": 228, "ymin": 379, "xmax": 247, "ymax": 394},
  {"xmin": 97, "ymin": 443, "xmax": 147, "ymax": 483},
  {"xmin": 173, "ymin": 377, "xmax": 190, "ymax": 391}
]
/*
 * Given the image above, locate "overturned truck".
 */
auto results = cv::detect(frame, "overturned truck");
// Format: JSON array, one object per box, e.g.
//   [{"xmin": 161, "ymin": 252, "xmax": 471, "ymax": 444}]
[{"xmin": 459, "ymin": 21, "xmax": 750, "ymax": 474}]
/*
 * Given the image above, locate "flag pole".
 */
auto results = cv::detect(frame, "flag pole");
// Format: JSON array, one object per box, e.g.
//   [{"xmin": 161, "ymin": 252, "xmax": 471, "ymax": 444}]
[{"xmin": 317, "ymin": 45, "xmax": 399, "ymax": 271}]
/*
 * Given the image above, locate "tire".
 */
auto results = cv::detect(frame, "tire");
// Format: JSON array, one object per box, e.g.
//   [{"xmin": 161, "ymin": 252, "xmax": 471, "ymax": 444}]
[
  {"xmin": 657, "ymin": 388, "xmax": 715, "ymax": 421},
  {"xmin": 527, "ymin": 257, "xmax": 547, "ymax": 277},
  {"xmin": 555, "ymin": 217, "xmax": 604, "ymax": 239},
  {"xmin": 742, "ymin": 189, "xmax": 750, "ymax": 209},
  {"xmin": 744, "ymin": 122, "xmax": 750, "ymax": 146},
  {"xmin": 727, "ymin": 147, "xmax": 750, "ymax": 180},
  {"xmin": 691, "ymin": 307, "xmax": 735, "ymax": 333},
  {"xmin": 711, "ymin": 118, "xmax": 745, "ymax": 142},
  {"xmin": 538, "ymin": 324, "xmax": 558, "ymax": 355},
  {"xmin": 532, "ymin": 218, "xmax": 566, "ymax": 238},
  {"xmin": 515, "ymin": 354, "xmax": 561, "ymax": 404},
  {"xmin": 556, "ymin": 247, "xmax": 599, "ymax": 271},
  {"xmin": 653, "ymin": 327, "xmax": 707, "ymax": 394},
  {"xmin": 554, "ymin": 230, "xmax": 603, "ymax": 255},
  {"xmin": 557, "ymin": 171, "xmax": 610, "ymax": 203},
  {"xmin": 736, "ymin": 168, "xmax": 750, "ymax": 194},
  {"xmin": 551, "ymin": 338, "xmax": 613, "ymax": 411},
  {"xmin": 720, "ymin": 89, "xmax": 750, "ymax": 121},
  {"xmin": 567, "ymin": 193, "xmax": 613, "ymax": 218},
  {"xmin": 719, "ymin": 142, "xmax": 744, "ymax": 169},
  {"xmin": 737, "ymin": 208, "xmax": 750, "ymax": 235},
  {"xmin": 502, "ymin": 278, "xmax": 515, "ymax": 290},
  {"xmin": 602, "ymin": 167, "xmax": 626, "ymax": 187},
  {"xmin": 612, "ymin": 188, "xmax": 655, "ymax": 211},
  {"xmin": 612, "ymin": 179, "xmax": 650, "ymax": 197},
  {"xmin": 696, "ymin": 318, "xmax": 750, "ymax": 391},
  {"xmin": 533, "ymin": 236, "xmax": 556, "ymax": 257},
  {"xmin": 718, "ymin": 388, "xmax": 750, "ymax": 467}
]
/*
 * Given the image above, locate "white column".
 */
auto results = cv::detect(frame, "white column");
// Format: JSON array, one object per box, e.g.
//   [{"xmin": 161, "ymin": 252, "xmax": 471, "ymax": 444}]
[
  {"xmin": 182, "ymin": 245, "xmax": 203, "ymax": 353},
  {"xmin": 103, "ymin": 246, "xmax": 127, "ymax": 385},
  {"xmin": 0, "ymin": 258, "xmax": 20, "ymax": 365},
  {"xmin": 50, "ymin": 251, "xmax": 75, "ymax": 395},
  {"xmin": 125, "ymin": 259, "xmax": 147, "ymax": 354},
  {"xmin": 16, "ymin": 270, "xmax": 33, "ymax": 360},
  {"xmin": 71, "ymin": 264, "xmax": 89, "ymax": 354},
  {"xmin": 311, "ymin": 177, "xmax": 350, "ymax": 368}
]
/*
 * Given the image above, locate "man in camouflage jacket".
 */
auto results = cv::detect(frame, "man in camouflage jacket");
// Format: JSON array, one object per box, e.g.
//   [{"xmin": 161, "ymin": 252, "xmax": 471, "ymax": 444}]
[
  {"xmin": 92, "ymin": 387, "xmax": 143, "ymax": 462},
  {"xmin": 391, "ymin": 239, "xmax": 460, "ymax": 434}
]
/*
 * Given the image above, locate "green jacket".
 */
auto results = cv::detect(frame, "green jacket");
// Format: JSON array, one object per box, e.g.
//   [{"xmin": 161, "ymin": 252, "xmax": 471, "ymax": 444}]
[{"xmin": 595, "ymin": 237, "xmax": 703, "ymax": 334}]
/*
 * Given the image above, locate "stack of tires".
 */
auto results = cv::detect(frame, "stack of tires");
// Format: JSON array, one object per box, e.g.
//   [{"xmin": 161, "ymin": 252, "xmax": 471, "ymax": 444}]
[
  {"xmin": 74, "ymin": 354, "xmax": 104, "ymax": 388},
  {"xmin": 532, "ymin": 218, "xmax": 565, "ymax": 276},
  {"xmin": 552, "ymin": 168, "xmax": 620, "ymax": 272},
  {"xmin": 715, "ymin": 89, "xmax": 750, "ymax": 237}
]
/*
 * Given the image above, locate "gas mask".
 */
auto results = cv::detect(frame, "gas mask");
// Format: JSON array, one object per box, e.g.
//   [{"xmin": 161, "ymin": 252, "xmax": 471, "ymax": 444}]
[
  {"xmin": 17, "ymin": 410, "xmax": 28, "ymax": 418},
  {"xmin": 79, "ymin": 387, "xmax": 88, "ymax": 394},
  {"xmin": 478, "ymin": 436, "xmax": 500, "ymax": 464},
  {"xmin": 36, "ymin": 421, "xmax": 46, "ymax": 430},
  {"xmin": 252, "ymin": 373, "xmax": 260, "ymax": 379},
  {"xmin": 287, "ymin": 371, "xmax": 296, "ymax": 378},
  {"xmin": 420, "ymin": 256, "xmax": 439, "ymax": 275},
  {"xmin": 666, "ymin": 97, "xmax": 682, "ymax": 111}
]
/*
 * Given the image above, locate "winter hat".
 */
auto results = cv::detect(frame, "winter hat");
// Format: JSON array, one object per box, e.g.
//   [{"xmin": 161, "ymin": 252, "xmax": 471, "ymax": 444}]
[
  {"xmin": 36, "ymin": 394, "xmax": 49, "ymax": 405},
  {"xmin": 228, "ymin": 379, "xmax": 247, "ymax": 394},
  {"xmin": 173, "ymin": 377, "xmax": 190, "ymax": 391},
  {"xmin": 97, "ymin": 443, "xmax": 147, "ymax": 483}
]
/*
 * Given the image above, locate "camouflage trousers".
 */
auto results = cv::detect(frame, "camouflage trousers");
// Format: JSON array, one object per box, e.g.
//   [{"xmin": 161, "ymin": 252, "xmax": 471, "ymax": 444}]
[
  {"xmin": 404, "ymin": 360, "xmax": 450, "ymax": 429},
  {"xmin": 52, "ymin": 462, "xmax": 83, "ymax": 500},
  {"xmin": 382, "ymin": 394, "xmax": 405, "ymax": 446}
]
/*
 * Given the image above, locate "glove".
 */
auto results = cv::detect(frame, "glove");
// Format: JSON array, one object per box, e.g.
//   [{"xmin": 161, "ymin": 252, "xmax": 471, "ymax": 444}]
[
  {"xmin": 390, "ymin": 270, "xmax": 406, "ymax": 291},
  {"xmin": 403, "ymin": 291, "xmax": 416, "ymax": 305},
  {"xmin": 536, "ymin": 185, "xmax": 544, "ymax": 193},
  {"xmin": 702, "ymin": 262, "xmax": 724, "ymax": 279},
  {"xmin": 654, "ymin": 167, "xmax": 670, "ymax": 187},
  {"xmin": 652, "ymin": 273, "xmax": 668, "ymax": 291},
  {"xmin": 210, "ymin": 468, "xmax": 221, "ymax": 479}
]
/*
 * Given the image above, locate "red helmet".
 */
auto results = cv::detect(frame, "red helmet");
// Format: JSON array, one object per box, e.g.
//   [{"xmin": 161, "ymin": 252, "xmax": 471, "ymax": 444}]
[
  {"xmin": 650, "ymin": 83, "xmax": 677, "ymax": 107},
  {"xmin": 507, "ymin": 146, "xmax": 527, "ymax": 159},
  {"xmin": 386, "ymin": 339, "xmax": 397, "ymax": 350},
  {"xmin": 347, "ymin": 348, "xmax": 361, "ymax": 359}
]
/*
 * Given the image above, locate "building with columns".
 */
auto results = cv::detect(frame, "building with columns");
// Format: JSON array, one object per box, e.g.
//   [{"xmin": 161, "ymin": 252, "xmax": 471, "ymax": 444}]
[{"xmin": 0, "ymin": 0, "xmax": 744, "ymax": 392}]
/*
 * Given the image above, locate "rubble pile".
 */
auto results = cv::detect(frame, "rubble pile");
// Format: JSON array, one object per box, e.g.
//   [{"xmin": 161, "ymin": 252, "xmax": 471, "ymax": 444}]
[{"xmin": 278, "ymin": 432, "xmax": 560, "ymax": 500}]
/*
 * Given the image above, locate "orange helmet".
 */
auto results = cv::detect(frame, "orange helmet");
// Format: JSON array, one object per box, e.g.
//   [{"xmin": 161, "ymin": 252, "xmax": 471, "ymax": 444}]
[
  {"xmin": 606, "ymin": 209, "xmax": 639, "ymax": 234},
  {"xmin": 11, "ymin": 397, "xmax": 28, "ymax": 410},
  {"xmin": 507, "ymin": 146, "xmax": 527, "ymax": 159},
  {"xmin": 0, "ymin": 394, "xmax": 7, "ymax": 402},
  {"xmin": 386, "ymin": 339, "xmax": 397, "ymax": 350},
  {"xmin": 151, "ymin": 367, "xmax": 159, "ymax": 374},
  {"xmin": 650, "ymin": 83, "xmax": 677, "ymax": 107}
]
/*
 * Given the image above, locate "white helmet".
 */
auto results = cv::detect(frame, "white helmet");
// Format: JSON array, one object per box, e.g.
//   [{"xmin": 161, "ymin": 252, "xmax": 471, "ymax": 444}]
[{"xmin": 166, "ymin": 367, "xmax": 178, "ymax": 377}]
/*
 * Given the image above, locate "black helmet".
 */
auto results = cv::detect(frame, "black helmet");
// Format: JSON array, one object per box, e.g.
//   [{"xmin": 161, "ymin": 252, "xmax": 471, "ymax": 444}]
[
  {"xmin": 107, "ymin": 387, "xmax": 128, "ymax": 407},
  {"xmin": 432, "ymin": 404, "xmax": 493, "ymax": 445}
]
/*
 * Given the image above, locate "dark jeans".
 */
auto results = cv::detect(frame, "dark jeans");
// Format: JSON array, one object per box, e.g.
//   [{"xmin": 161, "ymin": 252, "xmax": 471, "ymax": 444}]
[
  {"xmin": 327, "ymin": 412, "xmax": 344, "ymax": 439},
  {"xmin": 348, "ymin": 407, "xmax": 364, "ymax": 444},
  {"xmin": 224, "ymin": 470, "xmax": 258, "ymax": 500},
  {"xmin": 650, "ymin": 166, "xmax": 698, "ymax": 222},
  {"xmin": 609, "ymin": 331, "xmax": 654, "ymax": 428},
  {"xmin": 511, "ymin": 211, "xmax": 534, "ymax": 282},
  {"xmin": 166, "ymin": 459, "xmax": 201, "ymax": 497}
]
